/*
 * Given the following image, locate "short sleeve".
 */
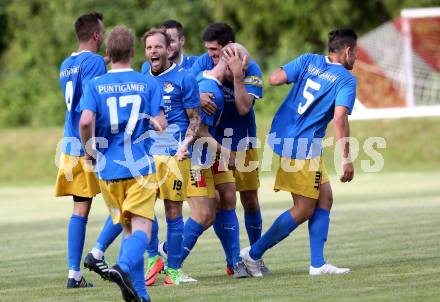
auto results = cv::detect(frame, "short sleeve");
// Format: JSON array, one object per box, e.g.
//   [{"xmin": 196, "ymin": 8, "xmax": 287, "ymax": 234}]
[
  {"xmin": 141, "ymin": 60, "xmax": 150, "ymax": 75},
  {"xmin": 335, "ymin": 77, "xmax": 357, "ymax": 114},
  {"xmin": 200, "ymin": 110, "xmax": 214, "ymax": 127},
  {"xmin": 189, "ymin": 53, "xmax": 211, "ymax": 76},
  {"xmin": 243, "ymin": 61, "xmax": 263, "ymax": 99},
  {"xmin": 81, "ymin": 55, "xmax": 106, "ymax": 90},
  {"xmin": 148, "ymin": 79, "xmax": 163, "ymax": 117},
  {"xmin": 182, "ymin": 73, "xmax": 200, "ymax": 109},
  {"xmin": 282, "ymin": 54, "xmax": 308, "ymax": 84},
  {"xmin": 80, "ymin": 81, "xmax": 97, "ymax": 113}
]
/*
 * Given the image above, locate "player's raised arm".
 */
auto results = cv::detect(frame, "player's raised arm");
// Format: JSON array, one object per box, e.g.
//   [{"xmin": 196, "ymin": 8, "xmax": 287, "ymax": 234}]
[
  {"xmin": 223, "ymin": 44, "xmax": 254, "ymax": 116},
  {"xmin": 268, "ymin": 67, "xmax": 288, "ymax": 86},
  {"xmin": 334, "ymin": 105, "xmax": 354, "ymax": 183}
]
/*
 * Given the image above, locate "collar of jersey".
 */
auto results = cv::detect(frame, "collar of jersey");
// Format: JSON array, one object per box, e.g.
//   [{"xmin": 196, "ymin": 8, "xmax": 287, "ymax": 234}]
[
  {"xmin": 71, "ymin": 50, "xmax": 92, "ymax": 56},
  {"xmin": 150, "ymin": 63, "xmax": 176, "ymax": 77},
  {"xmin": 202, "ymin": 71, "xmax": 222, "ymax": 86},
  {"xmin": 177, "ymin": 54, "xmax": 185, "ymax": 66},
  {"xmin": 108, "ymin": 68, "xmax": 133, "ymax": 73},
  {"xmin": 325, "ymin": 56, "xmax": 342, "ymax": 65}
]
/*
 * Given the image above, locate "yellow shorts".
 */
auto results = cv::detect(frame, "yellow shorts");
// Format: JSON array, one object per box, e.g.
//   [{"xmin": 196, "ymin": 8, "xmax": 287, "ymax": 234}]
[
  {"xmin": 211, "ymin": 156, "xmax": 235, "ymax": 186},
  {"xmin": 54, "ymin": 153, "xmax": 100, "ymax": 198},
  {"xmin": 234, "ymin": 148, "xmax": 260, "ymax": 192},
  {"xmin": 99, "ymin": 175, "xmax": 157, "ymax": 225},
  {"xmin": 274, "ymin": 156, "xmax": 329, "ymax": 200},
  {"xmin": 186, "ymin": 167, "xmax": 216, "ymax": 198},
  {"xmin": 154, "ymin": 155, "xmax": 190, "ymax": 201}
]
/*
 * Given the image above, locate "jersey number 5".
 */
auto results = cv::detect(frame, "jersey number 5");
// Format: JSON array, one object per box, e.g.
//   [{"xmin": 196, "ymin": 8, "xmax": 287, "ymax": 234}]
[
  {"xmin": 106, "ymin": 95, "xmax": 141, "ymax": 134},
  {"xmin": 298, "ymin": 78, "xmax": 321, "ymax": 114}
]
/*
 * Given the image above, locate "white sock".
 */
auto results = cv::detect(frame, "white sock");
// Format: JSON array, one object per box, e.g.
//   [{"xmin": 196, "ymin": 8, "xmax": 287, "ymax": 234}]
[
  {"xmin": 68, "ymin": 270, "xmax": 82, "ymax": 281},
  {"xmin": 91, "ymin": 247, "xmax": 104, "ymax": 260}
]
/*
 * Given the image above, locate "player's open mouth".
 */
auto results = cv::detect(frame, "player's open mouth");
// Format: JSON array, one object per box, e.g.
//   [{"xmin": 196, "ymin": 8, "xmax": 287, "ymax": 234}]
[{"xmin": 150, "ymin": 57, "xmax": 160, "ymax": 64}]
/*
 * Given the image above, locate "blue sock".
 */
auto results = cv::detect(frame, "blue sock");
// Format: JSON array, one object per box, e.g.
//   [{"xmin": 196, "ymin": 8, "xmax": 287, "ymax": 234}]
[
  {"xmin": 308, "ymin": 208, "xmax": 330, "ymax": 268},
  {"xmin": 131, "ymin": 253, "xmax": 149, "ymax": 300},
  {"xmin": 213, "ymin": 211, "xmax": 232, "ymax": 268},
  {"xmin": 95, "ymin": 215, "xmax": 122, "ymax": 252},
  {"xmin": 118, "ymin": 231, "xmax": 148, "ymax": 273},
  {"xmin": 250, "ymin": 210, "xmax": 297, "ymax": 260},
  {"xmin": 67, "ymin": 214, "xmax": 87, "ymax": 271},
  {"xmin": 166, "ymin": 216, "xmax": 184, "ymax": 269},
  {"xmin": 118, "ymin": 236, "xmax": 126, "ymax": 262},
  {"xmin": 181, "ymin": 218, "xmax": 204, "ymax": 264},
  {"xmin": 146, "ymin": 217, "xmax": 159, "ymax": 257},
  {"xmin": 244, "ymin": 209, "xmax": 262, "ymax": 245},
  {"xmin": 221, "ymin": 209, "xmax": 240, "ymax": 266}
]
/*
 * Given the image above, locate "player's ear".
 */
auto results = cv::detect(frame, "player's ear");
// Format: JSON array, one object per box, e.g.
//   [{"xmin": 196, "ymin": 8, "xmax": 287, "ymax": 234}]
[
  {"xmin": 130, "ymin": 47, "xmax": 135, "ymax": 58},
  {"xmin": 180, "ymin": 35, "xmax": 186, "ymax": 46}
]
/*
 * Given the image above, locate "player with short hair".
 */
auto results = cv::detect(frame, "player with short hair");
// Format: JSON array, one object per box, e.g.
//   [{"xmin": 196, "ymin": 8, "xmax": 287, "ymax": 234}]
[
  {"xmin": 141, "ymin": 20, "xmax": 198, "ymax": 73},
  {"xmin": 240, "ymin": 29, "xmax": 357, "ymax": 277},
  {"xmin": 55, "ymin": 11, "xmax": 106, "ymax": 288},
  {"xmin": 80, "ymin": 25, "xmax": 166, "ymax": 302},
  {"xmin": 141, "ymin": 27, "xmax": 200, "ymax": 286},
  {"xmin": 190, "ymin": 22, "xmax": 268, "ymax": 276}
]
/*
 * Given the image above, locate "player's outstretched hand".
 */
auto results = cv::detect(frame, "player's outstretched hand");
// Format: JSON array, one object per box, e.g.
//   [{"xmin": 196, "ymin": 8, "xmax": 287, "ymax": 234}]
[
  {"xmin": 340, "ymin": 162, "xmax": 354, "ymax": 183},
  {"xmin": 176, "ymin": 144, "xmax": 190, "ymax": 161},
  {"xmin": 200, "ymin": 92, "xmax": 217, "ymax": 115}
]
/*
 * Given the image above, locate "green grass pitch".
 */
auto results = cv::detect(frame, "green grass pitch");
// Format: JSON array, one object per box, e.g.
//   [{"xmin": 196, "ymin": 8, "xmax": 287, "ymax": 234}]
[{"xmin": 1, "ymin": 172, "xmax": 440, "ymax": 301}]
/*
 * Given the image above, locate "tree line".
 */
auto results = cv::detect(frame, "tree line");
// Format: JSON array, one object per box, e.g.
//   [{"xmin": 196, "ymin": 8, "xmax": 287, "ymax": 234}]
[{"xmin": 0, "ymin": 0, "xmax": 437, "ymax": 127}]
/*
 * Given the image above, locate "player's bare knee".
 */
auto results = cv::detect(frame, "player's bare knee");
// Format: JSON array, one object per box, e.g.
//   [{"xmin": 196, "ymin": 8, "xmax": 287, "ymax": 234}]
[
  {"xmin": 72, "ymin": 196, "xmax": 92, "ymax": 217},
  {"xmin": 220, "ymin": 191, "xmax": 236, "ymax": 210},
  {"xmin": 240, "ymin": 190, "xmax": 260, "ymax": 212},
  {"xmin": 164, "ymin": 200, "xmax": 182, "ymax": 219}
]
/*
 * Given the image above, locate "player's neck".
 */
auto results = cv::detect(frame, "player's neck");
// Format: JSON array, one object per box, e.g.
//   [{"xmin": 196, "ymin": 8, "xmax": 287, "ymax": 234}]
[
  {"xmin": 173, "ymin": 52, "xmax": 183, "ymax": 65},
  {"xmin": 152, "ymin": 60, "xmax": 172, "ymax": 76},
  {"xmin": 208, "ymin": 61, "xmax": 227, "ymax": 82},
  {"xmin": 327, "ymin": 53, "xmax": 341, "ymax": 64},
  {"xmin": 78, "ymin": 41, "xmax": 98, "ymax": 54},
  {"xmin": 111, "ymin": 61, "xmax": 132, "ymax": 70}
]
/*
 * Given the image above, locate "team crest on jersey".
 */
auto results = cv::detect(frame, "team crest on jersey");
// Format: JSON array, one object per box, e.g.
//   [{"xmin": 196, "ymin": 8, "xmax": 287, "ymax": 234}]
[{"xmin": 163, "ymin": 82, "xmax": 174, "ymax": 93}]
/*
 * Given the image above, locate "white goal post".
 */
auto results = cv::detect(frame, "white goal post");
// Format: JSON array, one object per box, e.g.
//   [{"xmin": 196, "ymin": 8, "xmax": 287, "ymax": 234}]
[{"xmin": 351, "ymin": 7, "xmax": 440, "ymax": 120}]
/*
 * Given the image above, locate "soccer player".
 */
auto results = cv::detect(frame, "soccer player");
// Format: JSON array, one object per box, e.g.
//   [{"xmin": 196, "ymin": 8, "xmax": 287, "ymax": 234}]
[
  {"xmin": 141, "ymin": 20, "xmax": 198, "ymax": 73},
  {"xmin": 190, "ymin": 22, "xmax": 268, "ymax": 275},
  {"xmin": 79, "ymin": 25, "xmax": 166, "ymax": 302},
  {"xmin": 142, "ymin": 28, "xmax": 200, "ymax": 286},
  {"xmin": 240, "ymin": 29, "xmax": 357, "ymax": 277},
  {"xmin": 179, "ymin": 48, "xmax": 236, "ymax": 275},
  {"xmin": 54, "ymin": 12, "xmax": 106, "ymax": 288}
]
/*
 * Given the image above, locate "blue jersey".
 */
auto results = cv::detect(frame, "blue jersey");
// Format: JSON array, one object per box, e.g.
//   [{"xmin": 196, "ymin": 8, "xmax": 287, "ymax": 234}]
[
  {"xmin": 197, "ymin": 72, "xmax": 224, "ymax": 132},
  {"xmin": 193, "ymin": 72, "xmax": 224, "ymax": 167},
  {"xmin": 140, "ymin": 53, "xmax": 198, "ymax": 74},
  {"xmin": 270, "ymin": 54, "xmax": 357, "ymax": 159},
  {"xmin": 143, "ymin": 63, "xmax": 199, "ymax": 156},
  {"xmin": 190, "ymin": 52, "xmax": 263, "ymax": 151},
  {"xmin": 80, "ymin": 69, "xmax": 163, "ymax": 180},
  {"xmin": 59, "ymin": 51, "xmax": 106, "ymax": 156}
]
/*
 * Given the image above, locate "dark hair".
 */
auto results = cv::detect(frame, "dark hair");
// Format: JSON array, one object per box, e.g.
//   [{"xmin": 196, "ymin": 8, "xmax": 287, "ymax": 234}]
[
  {"xmin": 106, "ymin": 25, "xmax": 134, "ymax": 63},
  {"xmin": 74, "ymin": 12, "xmax": 103, "ymax": 42},
  {"xmin": 143, "ymin": 28, "xmax": 171, "ymax": 47},
  {"xmin": 161, "ymin": 19, "xmax": 184, "ymax": 38},
  {"xmin": 328, "ymin": 29, "xmax": 357, "ymax": 53},
  {"xmin": 202, "ymin": 22, "xmax": 235, "ymax": 46}
]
